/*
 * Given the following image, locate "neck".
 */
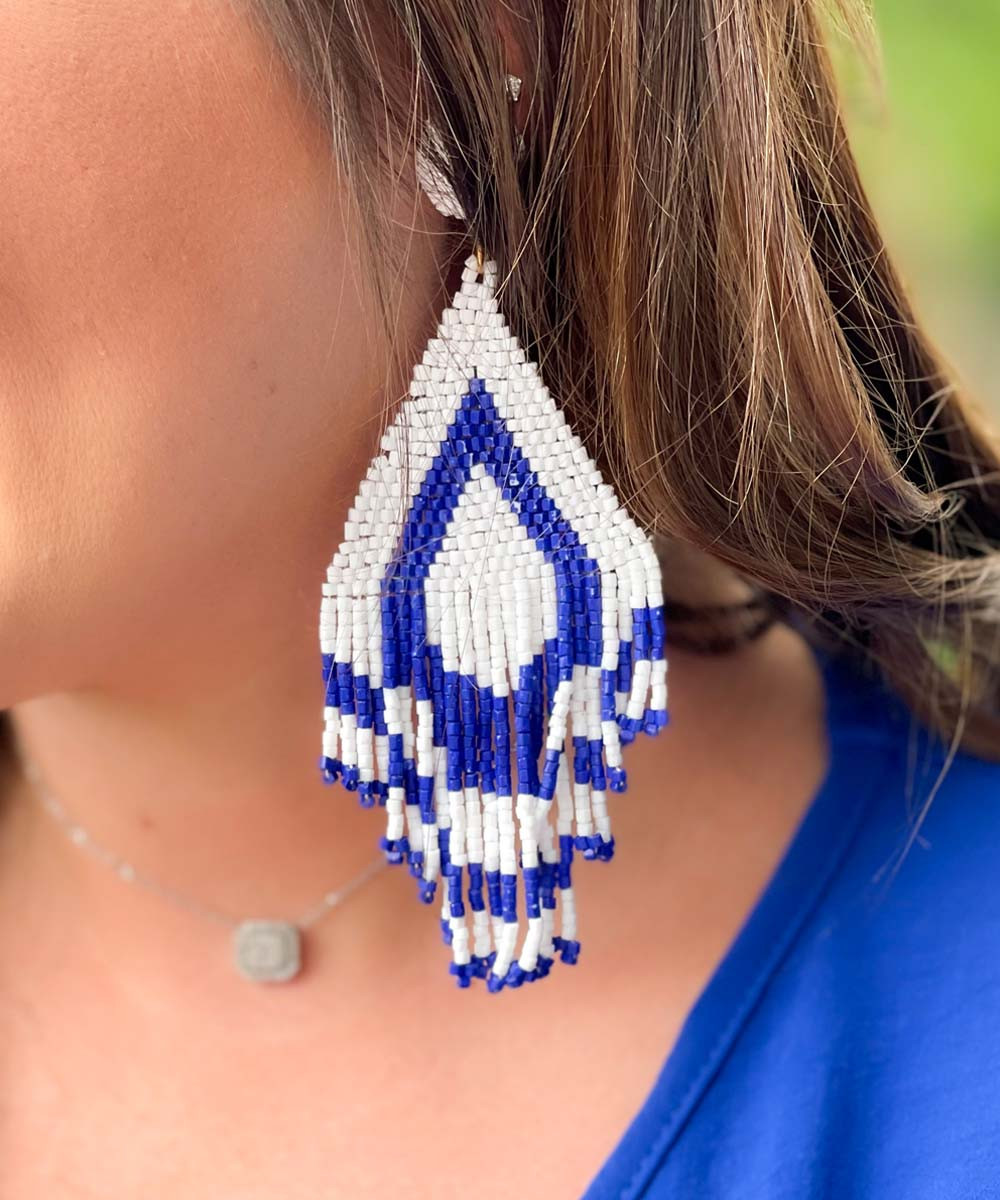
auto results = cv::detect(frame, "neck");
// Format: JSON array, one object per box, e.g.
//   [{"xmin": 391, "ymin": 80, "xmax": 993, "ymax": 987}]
[
  {"xmin": 0, "ymin": 521, "xmax": 399, "ymax": 957},
  {"xmin": 0, "ymin": 535, "xmax": 756, "ymax": 987}
]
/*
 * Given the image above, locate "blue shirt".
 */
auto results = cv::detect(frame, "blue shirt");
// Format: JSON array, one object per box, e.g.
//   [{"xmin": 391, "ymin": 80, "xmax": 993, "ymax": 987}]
[{"xmin": 582, "ymin": 641, "xmax": 1000, "ymax": 1199}]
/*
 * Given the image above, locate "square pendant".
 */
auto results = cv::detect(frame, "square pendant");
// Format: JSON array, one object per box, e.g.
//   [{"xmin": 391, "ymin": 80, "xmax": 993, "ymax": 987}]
[{"xmin": 233, "ymin": 920, "xmax": 301, "ymax": 983}]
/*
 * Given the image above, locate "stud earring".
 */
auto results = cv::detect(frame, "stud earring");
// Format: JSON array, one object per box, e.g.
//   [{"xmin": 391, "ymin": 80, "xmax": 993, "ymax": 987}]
[
  {"xmin": 318, "ymin": 71, "xmax": 669, "ymax": 991},
  {"xmin": 505, "ymin": 72, "xmax": 526, "ymax": 159}
]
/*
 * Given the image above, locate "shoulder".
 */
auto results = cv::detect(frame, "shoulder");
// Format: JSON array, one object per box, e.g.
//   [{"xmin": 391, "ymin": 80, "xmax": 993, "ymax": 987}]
[
  {"xmin": 588, "ymin": 700, "xmax": 1000, "ymax": 1199},
  {"xmin": 832, "ymin": 699, "xmax": 1000, "ymax": 948},
  {"xmin": 788, "ymin": 651, "xmax": 1000, "ymax": 1039},
  {"xmin": 686, "ymin": 679, "xmax": 1000, "ymax": 1195},
  {"xmin": 815, "ymin": 646, "xmax": 1000, "ymax": 928},
  {"xmin": 585, "ymin": 654, "xmax": 1000, "ymax": 1200},
  {"xmin": 744, "ymin": 714, "xmax": 1000, "ymax": 1192}
]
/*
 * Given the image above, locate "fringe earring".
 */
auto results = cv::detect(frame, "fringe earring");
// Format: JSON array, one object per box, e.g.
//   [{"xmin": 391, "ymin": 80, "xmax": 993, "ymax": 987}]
[{"xmin": 318, "ymin": 74, "xmax": 669, "ymax": 991}]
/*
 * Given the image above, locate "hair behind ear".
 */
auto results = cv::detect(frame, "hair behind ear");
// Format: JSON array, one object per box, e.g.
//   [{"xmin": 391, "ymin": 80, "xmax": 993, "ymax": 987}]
[{"xmin": 256, "ymin": 0, "xmax": 1000, "ymax": 757}]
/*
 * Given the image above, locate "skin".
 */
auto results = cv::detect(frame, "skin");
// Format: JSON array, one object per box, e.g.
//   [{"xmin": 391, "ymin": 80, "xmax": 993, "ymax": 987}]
[{"xmin": 0, "ymin": 3, "xmax": 829, "ymax": 1196}]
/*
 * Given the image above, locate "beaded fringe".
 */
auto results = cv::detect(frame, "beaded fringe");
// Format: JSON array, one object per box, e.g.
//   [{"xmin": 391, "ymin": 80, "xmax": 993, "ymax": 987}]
[{"xmin": 319, "ymin": 253, "xmax": 668, "ymax": 991}]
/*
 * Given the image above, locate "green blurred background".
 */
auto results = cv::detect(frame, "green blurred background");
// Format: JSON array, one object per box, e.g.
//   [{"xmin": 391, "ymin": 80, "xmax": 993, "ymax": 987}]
[{"xmin": 838, "ymin": 0, "xmax": 999, "ymax": 405}]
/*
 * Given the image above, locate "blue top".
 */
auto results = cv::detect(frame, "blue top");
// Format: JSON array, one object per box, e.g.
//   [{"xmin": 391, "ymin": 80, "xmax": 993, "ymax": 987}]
[{"xmin": 582, "ymin": 640, "xmax": 1000, "ymax": 1199}]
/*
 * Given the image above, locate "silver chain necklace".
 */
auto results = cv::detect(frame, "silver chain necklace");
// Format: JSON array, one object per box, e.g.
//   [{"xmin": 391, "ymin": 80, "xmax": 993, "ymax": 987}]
[{"xmin": 16, "ymin": 752, "xmax": 389, "ymax": 985}]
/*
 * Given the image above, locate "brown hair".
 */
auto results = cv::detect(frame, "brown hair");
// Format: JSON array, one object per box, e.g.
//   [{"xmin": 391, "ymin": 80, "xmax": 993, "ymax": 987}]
[{"xmin": 249, "ymin": 0, "xmax": 1000, "ymax": 762}]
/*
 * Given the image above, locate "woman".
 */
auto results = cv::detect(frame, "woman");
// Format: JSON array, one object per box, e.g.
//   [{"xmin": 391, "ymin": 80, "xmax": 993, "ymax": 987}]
[{"xmin": 2, "ymin": 0, "xmax": 999, "ymax": 1195}]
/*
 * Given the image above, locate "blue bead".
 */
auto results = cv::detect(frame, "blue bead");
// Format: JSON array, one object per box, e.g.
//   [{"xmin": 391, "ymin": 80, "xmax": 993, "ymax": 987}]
[
  {"xmin": 552, "ymin": 936, "xmax": 576, "ymax": 963},
  {"xmin": 608, "ymin": 766, "xmax": 628, "ymax": 793},
  {"xmin": 505, "ymin": 963, "xmax": 526, "ymax": 988},
  {"xmin": 449, "ymin": 962, "xmax": 473, "ymax": 988},
  {"xmin": 588, "ymin": 739, "xmax": 607, "ymax": 792},
  {"xmin": 535, "ymin": 954, "xmax": 554, "ymax": 978},
  {"xmin": 522, "ymin": 865, "xmax": 541, "ymax": 919},
  {"xmin": 469, "ymin": 954, "xmax": 491, "ymax": 979},
  {"xmin": 467, "ymin": 862, "xmax": 485, "ymax": 912},
  {"xmin": 319, "ymin": 756, "xmax": 341, "ymax": 784}
]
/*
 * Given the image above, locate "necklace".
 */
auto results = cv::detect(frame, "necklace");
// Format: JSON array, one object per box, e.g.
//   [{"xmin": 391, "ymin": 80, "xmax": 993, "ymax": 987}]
[
  {"xmin": 16, "ymin": 752, "xmax": 389, "ymax": 985},
  {"xmin": 12, "ymin": 592, "xmax": 768, "ymax": 986},
  {"xmin": 660, "ymin": 590, "xmax": 780, "ymax": 654}
]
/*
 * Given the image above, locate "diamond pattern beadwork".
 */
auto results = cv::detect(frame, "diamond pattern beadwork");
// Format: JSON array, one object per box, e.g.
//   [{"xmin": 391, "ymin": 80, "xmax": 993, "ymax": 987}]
[{"xmin": 318, "ymin": 246, "xmax": 669, "ymax": 992}]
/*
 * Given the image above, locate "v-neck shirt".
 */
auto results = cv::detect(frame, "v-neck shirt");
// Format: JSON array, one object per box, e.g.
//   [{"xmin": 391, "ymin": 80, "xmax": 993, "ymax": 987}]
[{"xmin": 581, "ymin": 642, "xmax": 1000, "ymax": 1199}]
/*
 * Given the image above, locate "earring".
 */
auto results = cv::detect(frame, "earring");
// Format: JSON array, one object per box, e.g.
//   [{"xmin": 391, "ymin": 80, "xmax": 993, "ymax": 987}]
[{"xmin": 319, "ymin": 72, "xmax": 669, "ymax": 991}]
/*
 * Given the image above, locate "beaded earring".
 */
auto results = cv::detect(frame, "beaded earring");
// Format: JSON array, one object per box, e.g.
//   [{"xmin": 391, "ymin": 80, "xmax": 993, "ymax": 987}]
[{"xmin": 318, "ymin": 73, "xmax": 669, "ymax": 991}]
